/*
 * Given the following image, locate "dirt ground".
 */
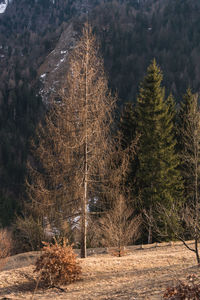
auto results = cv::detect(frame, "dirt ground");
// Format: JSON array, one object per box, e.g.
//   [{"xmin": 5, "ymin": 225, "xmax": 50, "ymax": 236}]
[{"xmin": 0, "ymin": 242, "xmax": 199, "ymax": 300}]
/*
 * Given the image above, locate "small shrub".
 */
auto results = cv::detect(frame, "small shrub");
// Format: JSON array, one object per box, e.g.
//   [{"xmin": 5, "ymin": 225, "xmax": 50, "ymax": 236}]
[
  {"xmin": 34, "ymin": 238, "xmax": 81, "ymax": 287},
  {"xmin": 107, "ymin": 246, "xmax": 128, "ymax": 257},
  {"xmin": 0, "ymin": 228, "xmax": 12, "ymax": 258},
  {"xmin": 163, "ymin": 274, "xmax": 200, "ymax": 299},
  {"xmin": 0, "ymin": 228, "xmax": 12, "ymax": 270},
  {"xmin": 13, "ymin": 216, "xmax": 45, "ymax": 252}
]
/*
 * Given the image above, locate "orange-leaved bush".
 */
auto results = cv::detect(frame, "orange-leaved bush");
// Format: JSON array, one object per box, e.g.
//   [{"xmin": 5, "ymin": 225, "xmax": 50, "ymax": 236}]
[
  {"xmin": 0, "ymin": 228, "xmax": 12, "ymax": 259},
  {"xmin": 0, "ymin": 228, "xmax": 12, "ymax": 271},
  {"xmin": 34, "ymin": 238, "xmax": 81, "ymax": 286},
  {"xmin": 163, "ymin": 274, "xmax": 200, "ymax": 299}
]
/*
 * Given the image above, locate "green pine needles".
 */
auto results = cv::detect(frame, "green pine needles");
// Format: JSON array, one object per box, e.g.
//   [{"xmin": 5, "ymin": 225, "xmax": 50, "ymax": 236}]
[{"xmin": 135, "ymin": 60, "xmax": 183, "ymax": 242}]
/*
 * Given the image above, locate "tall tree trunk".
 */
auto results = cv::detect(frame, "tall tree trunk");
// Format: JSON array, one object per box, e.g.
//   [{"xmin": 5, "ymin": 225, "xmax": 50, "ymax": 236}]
[
  {"xmin": 81, "ymin": 162, "xmax": 87, "ymax": 258},
  {"xmin": 81, "ymin": 130, "xmax": 88, "ymax": 258},
  {"xmin": 148, "ymin": 206, "xmax": 152, "ymax": 244},
  {"xmin": 195, "ymin": 237, "xmax": 200, "ymax": 264},
  {"xmin": 194, "ymin": 136, "xmax": 199, "ymax": 264},
  {"xmin": 81, "ymin": 26, "xmax": 89, "ymax": 258}
]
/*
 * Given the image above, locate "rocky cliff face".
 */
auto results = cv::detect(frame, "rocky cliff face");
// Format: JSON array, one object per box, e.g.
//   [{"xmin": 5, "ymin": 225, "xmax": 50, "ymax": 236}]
[
  {"xmin": 0, "ymin": 0, "xmax": 8, "ymax": 14},
  {"xmin": 0, "ymin": 0, "xmax": 97, "ymax": 105},
  {"xmin": 38, "ymin": 23, "xmax": 78, "ymax": 102}
]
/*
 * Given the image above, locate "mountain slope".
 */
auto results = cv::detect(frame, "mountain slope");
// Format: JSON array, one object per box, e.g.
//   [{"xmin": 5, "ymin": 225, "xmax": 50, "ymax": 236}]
[{"xmin": 1, "ymin": 0, "xmax": 200, "ymax": 224}]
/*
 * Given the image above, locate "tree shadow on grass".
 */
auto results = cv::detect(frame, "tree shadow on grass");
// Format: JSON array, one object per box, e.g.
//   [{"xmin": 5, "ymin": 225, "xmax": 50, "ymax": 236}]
[
  {"xmin": 0, "ymin": 277, "xmax": 73, "ymax": 298},
  {"xmin": 0, "ymin": 280, "xmax": 36, "ymax": 297}
]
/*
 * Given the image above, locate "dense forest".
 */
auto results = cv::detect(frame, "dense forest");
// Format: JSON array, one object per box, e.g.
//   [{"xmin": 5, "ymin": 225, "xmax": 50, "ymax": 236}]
[{"xmin": 1, "ymin": 0, "xmax": 200, "ymax": 252}]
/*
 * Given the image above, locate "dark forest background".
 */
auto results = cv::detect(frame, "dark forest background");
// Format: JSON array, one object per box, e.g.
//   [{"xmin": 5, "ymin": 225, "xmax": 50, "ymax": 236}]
[{"xmin": 0, "ymin": 0, "xmax": 200, "ymax": 227}]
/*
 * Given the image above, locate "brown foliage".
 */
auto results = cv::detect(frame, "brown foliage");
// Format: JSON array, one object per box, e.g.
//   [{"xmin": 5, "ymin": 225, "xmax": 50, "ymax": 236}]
[
  {"xmin": 13, "ymin": 215, "xmax": 45, "ymax": 252},
  {"xmin": 107, "ymin": 246, "xmax": 129, "ymax": 257},
  {"xmin": 25, "ymin": 23, "xmax": 116, "ymax": 258},
  {"xmin": 163, "ymin": 274, "xmax": 200, "ymax": 299},
  {"xmin": 0, "ymin": 228, "xmax": 12, "ymax": 270},
  {"xmin": 0, "ymin": 228, "xmax": 12, "ymax": 258},
  {"xmin": 95, "ymin": 195, "xmax": 141, "ymax": 256},
  {"xmin": 34, "ymin": 238, "xmax": 81, "ymax": 287}
]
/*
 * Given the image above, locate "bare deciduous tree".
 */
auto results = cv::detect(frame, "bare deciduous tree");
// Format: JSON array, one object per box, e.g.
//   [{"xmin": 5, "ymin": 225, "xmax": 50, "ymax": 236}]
[
  {"xmin": 153, "ymin": 203, "xmax": 200, "ymax": 264},
  {"xmin": 25, "ymin": 23, "xmax": 116, "ymax": 257},
  {"xmin": 95, "ymin": 194, "xmax": 141, "ymax": 257},
  {"xmin": 92, "ymin": 138, "xmax": 141, "ymax": 256}
]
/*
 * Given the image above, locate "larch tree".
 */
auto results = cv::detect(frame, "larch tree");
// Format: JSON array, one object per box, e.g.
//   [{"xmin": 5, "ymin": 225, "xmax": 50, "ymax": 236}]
[
  {"xmin": 90, "ymin": 127, "xmax": 141, "ymax": 254},
  {"xmin": 135, "ymin": 59, "xmax": 182, "ymax": 243},
  {"xmin": 95, "ymin": 194, "xmax": 141, "ymax": 257},
  {"xmin": 25, "ymin": 23, "xmax": 116, "ymax": 257}
]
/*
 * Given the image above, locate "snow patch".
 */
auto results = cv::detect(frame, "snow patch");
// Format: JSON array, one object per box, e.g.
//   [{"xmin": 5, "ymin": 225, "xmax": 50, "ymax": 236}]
[
  {"xmin": 61, "ymin": 50, "xmax": 67, "ymax": 54},
  {"xmin": 40, "ymin": 73, "xmax": 46, "ymax": 78},
  {"xmin": 54, "ymin": 57, "xmax": 65, "ymax": 72},
  {"xmin": 0, "ymin": 0, "xmax": 8, "ymax": 14}
]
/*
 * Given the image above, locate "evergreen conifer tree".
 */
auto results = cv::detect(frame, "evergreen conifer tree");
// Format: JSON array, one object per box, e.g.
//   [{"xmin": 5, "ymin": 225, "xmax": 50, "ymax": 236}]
[
  {"xmin": 119, "ymin": 103, "xmax": 136, "ymax": 149},
  {"xmin": 118, "ymin": 103, "xmax": 139, "ymax": 194},
  {"xmin": 135, "ymin": 60, "xmax": 182, "ymax": 243},
  {"xmin": 171, "ymin": 89, "xmax": 200, "ymax": 263},
  {"xmin": 178, "ymin": 89, "xmax": 200, "ymax": 205}
]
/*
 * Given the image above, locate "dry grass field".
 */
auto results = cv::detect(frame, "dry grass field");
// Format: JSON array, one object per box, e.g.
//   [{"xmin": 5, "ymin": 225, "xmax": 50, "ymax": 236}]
[{"xmin": 0, "ymin": 242, "xmax": 199, "ymax": 300}]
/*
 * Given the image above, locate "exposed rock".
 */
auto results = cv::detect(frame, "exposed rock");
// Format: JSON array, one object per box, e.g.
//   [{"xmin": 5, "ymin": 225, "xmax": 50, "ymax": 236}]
[{"xmin": 38, "ymin": 23, "xmax": 78, "ymax": 102}]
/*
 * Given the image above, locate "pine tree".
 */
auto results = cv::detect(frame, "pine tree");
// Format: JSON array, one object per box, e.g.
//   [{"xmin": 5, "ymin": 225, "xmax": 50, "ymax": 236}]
[
  {"xmin": 161, "ymin": 93, "xmax": 182, "ymax": 203},
  {"xmin": 119, "ymin": 103, "xmax": 136, "ymax": 150},
  {"xmin": 118, "ymin": 102, "xmax": 139, "ymax": 195},
  {"xmin": 178, "ymin": 89, "xmax": 200, "ymax": 205},
  {"xmin": 170, "ymin": 89, "xmax": 200, "ymax": 264},
  {"xmin": 135, "ymin": 59, "xmax": 182, "ymax": 243}
]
